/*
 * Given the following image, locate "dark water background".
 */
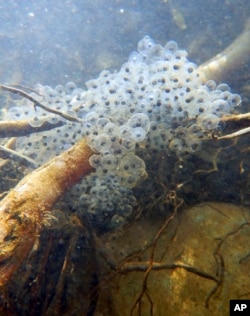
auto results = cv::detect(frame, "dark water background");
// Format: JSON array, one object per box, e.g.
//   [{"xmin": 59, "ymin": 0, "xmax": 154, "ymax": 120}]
[{"xmin": 0, "ymin": 0, "xmax": 249, "ymax": 88}]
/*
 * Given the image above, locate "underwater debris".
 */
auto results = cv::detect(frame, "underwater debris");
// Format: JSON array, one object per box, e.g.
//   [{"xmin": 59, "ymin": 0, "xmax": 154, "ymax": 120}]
[
  {"xmin": 0, "ymin": 119, "xmax": 64, "ymax": 137},
  {"xmin": 169, "ymin": 0, "xmax": 187, "ymax": 30}
]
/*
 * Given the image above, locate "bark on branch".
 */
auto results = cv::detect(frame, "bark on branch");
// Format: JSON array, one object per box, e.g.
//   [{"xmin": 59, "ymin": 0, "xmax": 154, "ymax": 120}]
[{"xmin": 0, "ymin": 137, "xmax": 94, "ymax": 288}]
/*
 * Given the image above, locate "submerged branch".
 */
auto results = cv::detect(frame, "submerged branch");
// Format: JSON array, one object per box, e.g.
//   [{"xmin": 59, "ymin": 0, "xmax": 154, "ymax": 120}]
[
  {"xmin": 198, "ymin": 18, "xmax": 250, "ymax": 83},
  {"xmin": 221, "ymin": 113, "xmax": 250, "ymax": 130},
  {"xmin": 222, "ymin": 113, "xmax": 250, "ymax": 122},
  {"xmin": 0, "ymin": 120, "xmax": 64, "ymax": 138},
  {"xmin": 215, "ymin": 126, "xmax": 250, "ymax": 140},
  {"xmin": 0, "ymin": 137, "xmax": 94, "ymax": 288}
]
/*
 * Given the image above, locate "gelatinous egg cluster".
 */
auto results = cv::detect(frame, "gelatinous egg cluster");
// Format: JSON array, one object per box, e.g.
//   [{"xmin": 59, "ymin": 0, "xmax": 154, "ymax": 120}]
[{"xmin": 4, "ymin": 36, "xmax": 241, "ymax": 228}]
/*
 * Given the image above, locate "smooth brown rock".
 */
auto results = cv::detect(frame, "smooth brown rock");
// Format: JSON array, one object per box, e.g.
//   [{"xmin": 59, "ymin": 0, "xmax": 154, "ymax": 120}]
[{"xmin": 95, "ymin": 202, "xmax": 250, "ymax": 316}]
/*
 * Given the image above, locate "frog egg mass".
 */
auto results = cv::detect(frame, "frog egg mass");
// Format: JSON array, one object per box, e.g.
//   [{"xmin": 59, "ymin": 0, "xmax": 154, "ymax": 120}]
[{"xmin": 4, "ymin": 36, "xmax": 241, "ymax": 228}]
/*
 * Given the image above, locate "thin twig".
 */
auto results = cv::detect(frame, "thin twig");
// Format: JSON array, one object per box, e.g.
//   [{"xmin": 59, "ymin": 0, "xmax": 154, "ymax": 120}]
[
  {"xmin": 0, "ymin": 84, "xmax": 82, "ymax": 123},
  {"xmin": 130, "ymin": 191, "xmax": 183, "ymax": 316},
  {"xmin": 221, "ymin": 113, "xmax": 250, "ymax": 122},
  {"xmin": 215, "ymin": 126, "xmax": 250, "ymax": 140},
  {"xmin": 205, "ymin": 221, "xmax": 250, "ymax": 308},
  {"xmin": 121, "ymin": 261, "xmax": 219, "ymax": 283},
  {"xmin": 8, "ymin": 84, "xmax": 43, "ymax": 96},
  {"xmin": 0, "ymin": 145, "xmax": 37, "ymax": 167}
]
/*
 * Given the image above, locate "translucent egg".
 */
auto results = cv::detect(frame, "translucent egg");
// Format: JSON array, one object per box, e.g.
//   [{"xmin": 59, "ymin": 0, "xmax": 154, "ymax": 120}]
[
  {"xmin": 103, "ymin": 122, "xmax": 119, "ymax": 136},
  {"xmin": 48, "ymin": 116, "xmax": 60, "ymax": 124},
  {"xmin": 150, "ymin": 44, "xmax": 164, "ymax": 59},
  {"xmin": 198, "ymin": 114, "xmax": 220, "ymax": 130},
  {"xmin": 121, "ymin": 139, "xmax": 136, "ymax": 150},
  {"xmin": 228, "ymin": 94, "xmax": 241, "ymax": 107},
  {"xmin": 110, "ymin": 215, "xmax": 127, "ymax": 228},
  {"xmin": 45, "ymin": 88, "xmax": 57, "ymax": 100},
  {"xmin": 137, "ymin": 35, "xmax": 155, "ymax": 53},
  {"xmin": 130, "ymin": 127, "xmax": 146, "ymax": 142},
  {"xmin": 169, "ymin": 138, "xmax": 184, "ymax": 153},
  {"xmin": 85, "ymin": 79, "xmax": 99, "ymax": 90},
  {"xmin": 102, "ymin": 154, "xmax": 118, "ymax": 170},
  {"xmin": 28, "ymin": 116, "xmax": 44, "ymax": 127},
  {"xmin": 185, "ymin": 136, "xmax": 202, "ymax": 153},
  {"xmin": 128, "ymin": 113, "xmax": 150, "ymax": 132},
  {"xmin": 205, "ymin": 80, "xmax": 216, "ymax": 91},
  {"xmin": 138, "ymin": 102, "xmax": 147, "ymax": 112},
  {"xmin": 65, "ymin": 82, "xmax": 77, "ymax": 94},
  {"xmin": 83, "ymin": 112, "xmax": 99, "ymax": 132},
  {"xmin": 92, "ymin": 133, "xmax": 112, "ymax": 153},
  {"xmin": 118, "ymin": 154, "xmax": 146, "ymax": 180},
  {"xmin": 216, "ymin": 83, "xmax": 230, "ymax": 92},
  {"xmin": 146, "ymin": 91, "xmax": 158, "ymax": 104},
  {"xmin": 185, "ymin": 62, "xmax": 197, "ymax": 74},
  {"xmin": 89, "ymin": 154, "xmax": 102, "ymax": 169},
  {"xmin": 210, "ymin": 100, "xmax": 230, "ymax": 114},
  {"xmin": 55, "ymin": 84, "xmax": 65, "ymax": 95},
  {"xmin": 164, "ymin": 40, "xmax": 178, "ymax": 53},
  {"xmin": 123, "ymin": 204, "xmax": 134, "ymax": 217},
  {"xmin": 119, "ymin": 125, "xmax": 132, "ymax": 140},
  {"xmin": 96, "ymin": 118, "xmax": 110, "ymax": 130},
  {"xmin": 8, "ymin": 107, "xmax": 23, "ymax": 120},
  {"xmin": 128, "ymin": 51, "xmax": 143, "ymax": 64}
]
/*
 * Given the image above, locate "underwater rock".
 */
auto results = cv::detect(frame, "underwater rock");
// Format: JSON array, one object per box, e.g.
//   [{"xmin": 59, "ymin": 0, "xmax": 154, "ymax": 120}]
[{"xmin": 94, "ymin": 202, "xmax": 250, "ymax": 316}]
